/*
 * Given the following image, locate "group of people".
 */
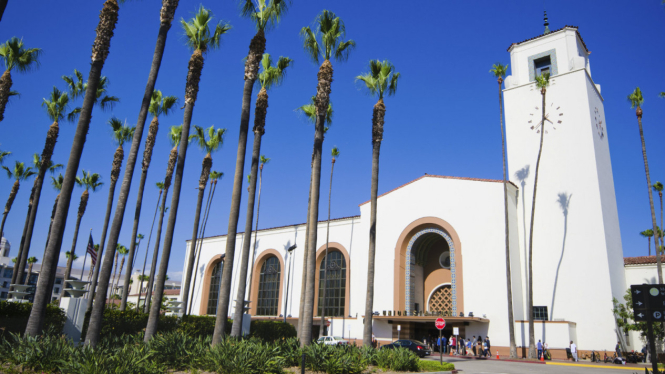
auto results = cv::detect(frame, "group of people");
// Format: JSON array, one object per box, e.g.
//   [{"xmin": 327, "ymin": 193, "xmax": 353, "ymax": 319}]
[{"xmin": 429, "ymin": 335, "xmax": 492, "ymax": 357}]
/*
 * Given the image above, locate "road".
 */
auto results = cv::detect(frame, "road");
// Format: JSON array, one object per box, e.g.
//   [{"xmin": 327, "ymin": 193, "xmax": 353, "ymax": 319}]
[{"xmin": 423, "ymin": 356, "xmax": 649, "ymax": 373}]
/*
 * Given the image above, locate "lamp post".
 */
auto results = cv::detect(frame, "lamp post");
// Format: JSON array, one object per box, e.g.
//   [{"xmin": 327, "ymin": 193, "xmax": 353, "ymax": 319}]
[{"xmin": 284, "ymin": 244, "xmax": 296, "ymax": 324}]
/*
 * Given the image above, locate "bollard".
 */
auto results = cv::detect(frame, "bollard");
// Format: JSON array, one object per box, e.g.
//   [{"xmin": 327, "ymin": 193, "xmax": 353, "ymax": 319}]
[{"xmin": 301, "ymin": 352, "xmax": 306, "ymax": 374}]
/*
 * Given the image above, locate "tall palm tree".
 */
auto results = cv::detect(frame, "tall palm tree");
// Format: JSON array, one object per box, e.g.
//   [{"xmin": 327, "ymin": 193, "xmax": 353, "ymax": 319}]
[
  {"xmin": 182, "ymin": 125, "xmax": 226, "ymax": 314},
  {"xmin": 245, "ymin": 155, "xmax": 270, "ymax": 306},
  {"xmin": 120, "ymin": 91, "xmax": 178, "ymax": 311},
  {"xmin": 295, "ymin": 96, "xmax": 333, "ymax": 333},
  {"xmin": 24, "ymin": 256, "xmax": 37, "ymax": 285},
  {"xmin": 113, "ymin": 244, "xmax": 129, "ymax": 299},
  {"xmin": 356, "ymin": 59, "xmax": 399, "ymax": 346},
  {"xmin": 297, "ymin": 9, "xmax": 355, "ymax": 346},
  {"xmin": 318, "ymin": 147, "xmax": 339, "ymax": 338},
  {"xmin": 0, "ymin": 149, "xmax": 9, "ymax": 164},
  {"xmin": 231, "ymin": 54, "xmax": 292, "ymax": 336},
  {"xmin": 654, "ymin": 182, "xmax": 663, "ymax": 248},
  {"xmin": 29, "ymin": 0, "xmax": 123, "ymax": 338},
  {"xmin": 145, "ymin": 8, "xmax": 229, "ymax": 342},
  {"xmin": 62, "ymin": 170, "xmax": 102, "ymax": 299},
  {"xmin": 526, "ymin": 72, "xmax": 551, "ymax": 359},
  {"xmin": 629, "ymin": 87, "xmax": 663, "ymax": 284},
  {"xmin": 187, "ymin": 170, "xmax": 222, "ymax": 315},
  {"xmin": 214, "ymin": 0, "xmax": 289, "ymax": 345},
  {"xmin": 13, "ymin": 87, "xmax": 69, "ymax": 289},
  {"xmin": 137, "ymin": 182, "xmax": 163, "ymax": 312},
  {"xmin": 146, "ymin": 126, "xmax": 182, "ymax": 313},
  {"xmin": 0, "ymin": 37, "xmax": 42, "ymax": 122},
  {"xmin": 641, "ymin": 229, "xmax": 654, "ymax": 256},
  {"xmin": 39, "ymin": 173, "xmax": 64, "ymax": 297},
  {"xmin": 109, "ymin": 243, "xmax": 124, "ymax": 301},
  {"xmin": 490, "ymin": 62, "xmax": 517, "ymax": 358},
  {"xmin": 0, "ymin": 161, "xmax": 35, "ymax": 238}
]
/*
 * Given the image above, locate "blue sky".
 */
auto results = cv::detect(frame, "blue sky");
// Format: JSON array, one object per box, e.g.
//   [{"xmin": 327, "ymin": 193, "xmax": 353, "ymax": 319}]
[{"xmin": 0, "ymin": 1, "xmax": 664, "ymax": 281}]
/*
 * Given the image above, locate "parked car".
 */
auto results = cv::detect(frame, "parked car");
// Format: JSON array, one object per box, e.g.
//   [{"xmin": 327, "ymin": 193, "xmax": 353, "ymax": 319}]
[
  {"xmin": 317, "ymin": 336, "xmax": 349, "ymax": 345},
  {"xmin": 381, "ymin": 339, "xmax": 431, "ymax": 358}
]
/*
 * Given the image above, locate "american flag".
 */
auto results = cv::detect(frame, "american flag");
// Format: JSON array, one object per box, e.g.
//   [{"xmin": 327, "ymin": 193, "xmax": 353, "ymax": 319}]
[{"xmin": 87, "ymin": 233, "xmax": 97, "ymax": 266}]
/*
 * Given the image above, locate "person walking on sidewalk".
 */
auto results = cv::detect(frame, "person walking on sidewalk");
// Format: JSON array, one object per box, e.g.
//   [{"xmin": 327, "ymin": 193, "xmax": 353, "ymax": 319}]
[
  {"xmin": 537, "ymin": 340, "xmax": 543, "ymax": 360},
  {"xmin": 486, "ymin": 336, "xmax": 491, "ymax": 358},
  {"xmin": 615, "ymin": 341, "xmax": 622, "ymax": 359},
  {"xmin": 570, "ymin": 341, "xmax": 578, "ymax": 362}
]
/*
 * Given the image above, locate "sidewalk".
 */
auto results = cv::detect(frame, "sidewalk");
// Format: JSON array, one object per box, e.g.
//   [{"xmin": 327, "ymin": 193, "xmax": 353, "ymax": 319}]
[{"xmin": 424, "ymin": 353, "xmax": 653, "ymax": 370}]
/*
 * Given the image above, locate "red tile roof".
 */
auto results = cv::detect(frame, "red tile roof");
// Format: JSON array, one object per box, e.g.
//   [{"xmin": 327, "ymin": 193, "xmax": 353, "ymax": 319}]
[
  {"xmin": 359, "ymin": 174, "xmax": 519, "ymax": 207},
  {"xmin": 625, "ymin": 256, "xmax": 662, "ymax": 265},
  {"xmin": 507, "ymin": 26, "xmax": 589, "ymax": 53}
]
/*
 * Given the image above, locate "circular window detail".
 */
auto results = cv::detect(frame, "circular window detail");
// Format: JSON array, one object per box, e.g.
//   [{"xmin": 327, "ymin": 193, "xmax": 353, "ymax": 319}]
[{"xmin": 439, "ymin": 251, "xmax": 451, "ymax": 269}]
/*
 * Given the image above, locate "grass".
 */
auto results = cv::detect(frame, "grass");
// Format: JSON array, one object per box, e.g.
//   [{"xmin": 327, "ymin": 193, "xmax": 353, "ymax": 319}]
[{"xmin": 418, "ymin": 360, "xmax": 455, "ymax": 372}]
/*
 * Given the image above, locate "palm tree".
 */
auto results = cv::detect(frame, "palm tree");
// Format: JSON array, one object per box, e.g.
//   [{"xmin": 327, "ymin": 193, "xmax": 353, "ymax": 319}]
[
  {"xmin": 641, "ymin": 229, "xmax": 654, "ymax": 256},
  {"xmin": 29, "ymin": 0, "xmax": 123, "ymax": 338},
  {"xmin": 0, "ymin": 149, "xmax": 9, "ymax": 164},
  {"xmin": 356, "ymin": 59, "xmax": 399, "ymax": 346},
  {"xmin": 38, "ymin": 173, "xmax": 64, "ymax": 297},
  {"xmin": 245, "ymin": 155, "xmax": 270, "ymax": 309},
  {"xmin": 146, "ymin": 126, "xmax": 182, "ymax": 313},
  {"xmin": 113, "ymin": 245, "xmax": 129, "ymax": 299},
  {"xmin": 61, "ymin": 251, "xmax": 79, "ymax": 298},
  {"xmin": 0, "ymin": 37, "xmax": 42, "ymax": 122},
  {"xmin": 318, "ymin": 147, "xmax": 339, "ymax": 338},
  {"xmin": 654, "ymin": 182, "xmax": 663, "ymax": 249},
  {"xmin": 187, "ymin": 170, "xmax": 223, "ymax": 315},
  {"xmin": 120, "ymin": 91, "xmax": 178, "ymax": 311},
  {"xmin": 214, "ymin": 0, "xmax": 289, "ymax": 344},
  {"xmin": 231, "ymin": 54, "xmax": 292, "ymax": 336},
  {"xmin": 24, "ymin": 256, "xmax": 37, "ymax": 285},
  {"xmin": 108, "ymin": 243, "xmax": 124, "ymax": 301},
  {"xmin": 490, "ymin": 62, "xmax": 517, "ymax": 358},
  {"xmin": 629, "ymin": 87, "xmax": 663, "ymax": 284},
  {"xmin": 12, "ymin": 88, "xmax": 69, "ymax": 290},
  {"xmin": 61, "ymin": 170, "xmax": 102, "ymax": 299},
  {"xmin": 296, "ymin": 9, "xmax": 355, "ymax": 347},
  {"xmin": 0, "ymin": 161, "xmax": 35, "ymax": 238},
  {"xmin": 182, "ymin": 125, "xmax": 226, "ymax": 314},
  {"xmin": 295, "ymin": 96, "xmax": 333, "ymax": 334},
  {"xmin": 137, "ymin": 182, "xmax": 164, "ymax": 312}
]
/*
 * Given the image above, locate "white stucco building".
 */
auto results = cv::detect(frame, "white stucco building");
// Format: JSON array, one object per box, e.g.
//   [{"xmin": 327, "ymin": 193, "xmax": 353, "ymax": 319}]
[{"xmin": 182, "ymin": 25, "xmax": 645, "ymax": 358}]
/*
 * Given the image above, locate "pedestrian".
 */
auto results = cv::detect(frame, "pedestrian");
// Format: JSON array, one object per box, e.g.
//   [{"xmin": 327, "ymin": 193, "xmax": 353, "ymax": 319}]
[
  {"xmin": 537, "ymin": 339, "xmax": 543, "ymax": 360},
  {"xmin": 570, "ymin": 340, "xmax": 578, "ymax": 362},
  {"xmin": 477, "ymin": 337, "xmax": 483, "ymax": 357},
  {"xmin": 472, "ymin": 335, "xmax": 477, "ymax": 356},
  {"xmin": 486, "ymin": 336, "xmax": 491, "ymax": 357},
  {"xmin": 615, "ymin": 341, "xmax": 622, "ymax": 359},
  {"xmin": 543, "ymin": 341, "xmax": 548, "ymax": 360},
  {"xmin": 437, "ymin": 335, "xmax": 441, "ymax": 352},
  {"xmin": 451, "ymin": 335, "xmax": 456, "ymax": 354},
  {"xmin": 641, "ymin": 345, "xmax": 647, "ymax": 363},
  {"xmin": 372, "ymin": 333, "xmax": 376, "ymax": 348},
  {"xmin": 442, "ymin": 335, "xmax": 447, "ymax": 353}
]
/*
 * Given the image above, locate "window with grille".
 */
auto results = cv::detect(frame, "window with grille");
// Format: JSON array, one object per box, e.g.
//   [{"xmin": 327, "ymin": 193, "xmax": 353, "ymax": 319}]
[
  {"xmin": 429, "ymin": 285, "xmax": 452, "ymax": 313},
  {"xmin": 257, "ymin": 256, "xmax": 281, "ymax": 316},
  {"xmin": 533, "ymin": 306, "xmax": 548, "ymax": 321},
  {"xmin": 206, "ymin": 261, "xmax": 223, "ymax": 315},
  {"xmin": 317, "ymin": 251, "xmax": 346, "ymax": 317}
]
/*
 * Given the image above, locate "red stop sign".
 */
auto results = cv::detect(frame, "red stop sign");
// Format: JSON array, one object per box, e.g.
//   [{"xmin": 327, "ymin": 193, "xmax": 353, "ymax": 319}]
[{"xmin": 435, "ymin": 318, "xmax": 446, "ymax": 330}]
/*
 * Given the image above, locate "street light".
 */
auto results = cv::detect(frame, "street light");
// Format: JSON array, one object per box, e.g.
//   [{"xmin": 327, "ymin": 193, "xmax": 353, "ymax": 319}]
[{"xmin": 283, "ymin": 244, "xmax": 296, "ymax": 323}]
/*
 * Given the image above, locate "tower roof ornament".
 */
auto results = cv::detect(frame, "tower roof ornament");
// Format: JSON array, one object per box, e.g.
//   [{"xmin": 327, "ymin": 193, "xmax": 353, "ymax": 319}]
[{"xmin": 544, "ymin": 11, "xmax": 550, "ymax": 34}]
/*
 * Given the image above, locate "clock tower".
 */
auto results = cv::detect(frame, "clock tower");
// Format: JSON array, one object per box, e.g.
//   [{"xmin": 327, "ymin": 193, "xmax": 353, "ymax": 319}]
[{"xmin": 503, "ymin": 24, "xmax": 626, "ymax": 350}]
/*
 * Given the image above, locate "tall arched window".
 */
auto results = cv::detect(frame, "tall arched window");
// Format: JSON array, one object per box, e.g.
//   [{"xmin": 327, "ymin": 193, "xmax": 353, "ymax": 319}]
[
  {"xmin": 317, "ymin": 251, "xmax": 346, "ymax": 317},
  {"xmin": 206, "ymin": 261, "xmax": 223, "ymax": 315},
  {"xmin": 257, "ymin": 256, "xmax": 280, "ymax": 316}
]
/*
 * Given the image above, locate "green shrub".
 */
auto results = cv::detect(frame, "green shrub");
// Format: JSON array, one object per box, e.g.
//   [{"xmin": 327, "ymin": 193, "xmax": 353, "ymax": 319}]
[
  {"xmin": 419, "ymin": 360, "xmax": 455, "ymax": 372},
  {"xmin": 194, "ymin": 338, "xmax": 284, "ymax": 374},
  {"xmin": 148, "ymin": 330, "xmax": 210, "ymax": 370},
  {"xmin": 302, "ymin": 343, "xmax": 367, "ymax": 374},
  {"xmin": 250, "ymin": 320, "xmax": 297, "ymax": 341},
  {"xmin": 0, "ymin": 300, "xmax": 66, "ymax": 337},
  {"xmin": 375, "ymin": 347, "xmax": 420, "ymax": 371},
  {"xmin": 61, "ymin": 343, "xmax": 164, "ymax": 374},
  {"xmin": 0, "ymin": 332, "xmax": 73, "ymax": 373},
  {"xmin": 274, "ymin": 337, "xmax": 301, "ymax": 367}
]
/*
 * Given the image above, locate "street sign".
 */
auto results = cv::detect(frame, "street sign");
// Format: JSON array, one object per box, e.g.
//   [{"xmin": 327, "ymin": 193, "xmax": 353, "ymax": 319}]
[
  {"xmin": 631, "ymin": 284, "xmax": 665, "ymax": 321},
  {"xmin": 453, "ymin": 327, "xmax": 459, "ymax": 335},
  {"xmin": 435, "ymin": 318, "xmax": 446, "ymax": 330}
]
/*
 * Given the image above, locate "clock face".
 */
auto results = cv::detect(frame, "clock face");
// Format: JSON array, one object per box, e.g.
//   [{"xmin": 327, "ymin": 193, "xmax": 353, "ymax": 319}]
[
  {"xmin": 594, "ymin": 107, "xmax": 605, "ymax": 140},
  {"xmin": 528, "ymin": 102, "xmax": 563, "ymax": 134}
]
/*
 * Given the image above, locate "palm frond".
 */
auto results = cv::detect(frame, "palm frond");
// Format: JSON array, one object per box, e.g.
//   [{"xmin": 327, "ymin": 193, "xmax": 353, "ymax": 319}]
[
  {"xmin": 0, "ymin": 150, "xmax": 10, "ymax": 166},
  {"xmin": 99, "ymin": 95, "xmax": 120, "ymax": 111},
  {"xmin": 260, "ymin": 155, "xmax": 271, "ymax": 165},
  {"xmin": 51, "ymin": 174, "xmax": 64, "ymax": 191},
  {"xmin": 169, "ymin": 125, "xmax": 183, "ymax": 147},
  {"xmin": 300, "ymin": 27, "xmax": 320, "ymax": 64},
  {"xmin": 257, "ymin": 53, "xmax": 293, "ymax": 90},
  {"xmin": 628, "ymin": 87, "xmax": 644, "ymax": 108},
  {"xmin": 209, "ymin": 170, "xmax": 224, "ymax": 181},
  {"xmin": 331, "ymin": 147, "xmax": 340, "ymax": 157},
  {"xmin": 181, "ymin": 6, "xmax": 231, "ymax": 53},
  {"xmin": 0, "ymin": 37, "xmax": 42, "ymax": 73},
  {"xmin": 67, "ymin": 107, "xmax": 82, "ymax": 123},
  {"xmin": 535, "ymin": 72, "xmax": 550, "ymax": 89},
  {"xmin": 41, "ymin": 86, "xmax": 69, "ymax": 122},
  {"xmin": 156, "ymin": 181, "xmax": 166, "ymax": 190}
]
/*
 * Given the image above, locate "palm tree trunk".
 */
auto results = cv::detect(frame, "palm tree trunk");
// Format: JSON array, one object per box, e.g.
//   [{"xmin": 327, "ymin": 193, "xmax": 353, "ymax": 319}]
[
  {"xmin": 245, "ymin": 164, "xmax": 264, "ymax": 307},
  {"xmin": 26, "ymin": 0, "xmax": 119, "ymax": 338},
  {"xmin": 298, "ymin": 176, "xmax": 313, "ymax": 334},
  {"xmin": 188, "ymin": 179, "xmax": 216, "ymax": 315},
  {"xmin": 84, "ymin": 0, "xmax": 178, "ymax": 346},
  {"xmin": 649, "ymin": 237, "xmax": 652, "ymax": 257},
  {"xmin": 301, "ymin": 60, "xmax": 333, "ymax": 347},
  {"xmin": 43, "ymin": 195, "xmax": 60, "ymax": 298},
  {"xmin": 0, "ymin": 69, "xmax": 12, "ymax": 123},
  {"xmin": 115, "ymin": 256, "xmax": 125, "ymax": 297},
  {"xmin": 212, "ymin": 30, "xmax": 265, "ymax": 345},
  {"xmin": 11, "ymin": 184, "xmax": 34, "ymax": 286},
  {"xmin": 15, "ymin": 121, "xmax": 59, "ymax": 290},
  {"xmin": 527, "ymin": 89, "xmax": 547, "ymax": 359},
  {"xmin": 498, "ymin": 79, "xmax": 518, "ymax": 358},
  {"xmin": 636, "ymin": 108, "xmax": 663, "ymax": 283},
  {"xmin": 61, "ymin": 191, "xmax": 88, "ymax": 302},
  {"xmin": 364, "ymin": 98, "xmax": 384, "ymax": 346},
  {"xmin": 0, "ymin": 0, "xmax": 8, "ymax": 23},
  {"xmin": 109, "ymin": 251, "xmax": 119, "ymax": 300},
  {"xmin": 145, "ymin": 188, "xmax": 169, "ymax": 313},
  {"xmin": 182, "ymin": 154, "xmax": 211, "ymax": 314},
  {"xmin": 144, "ymin": 47, "xmax": 202, "ymax": 342},
  {"xmin": 320, "ymin": 155, "xmax": 336, "ymax": 338},
  {"xmin": 660, "ymin": 192, "xmax": 663, "ymax": 249},
  {"xmin": 137, "ymin": 189, "xmax": 161, "ymax": 311},
  {"xmin": 25, "ymin": 263, "xmax": 34, "ymax": 285},
  {"xmin": 0, "ymin": 179, "xmax": 19, "ymax": 239}
]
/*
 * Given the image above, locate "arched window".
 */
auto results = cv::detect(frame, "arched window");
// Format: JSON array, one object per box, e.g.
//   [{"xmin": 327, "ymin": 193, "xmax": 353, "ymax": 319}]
[
  {"xmin": 428, "ymin": 285, "xmax": 452, "ymax": 314},
  {"xmin": 206, "ymin": 261, "xmax": 223, "ymax": 315},
  {"xmin": 257, "ymin": 256, "xmax": 280, "ymax": 316},
  {"xmin": 317, "ymin": 251, "xmax": 346, "ymax": 317}
]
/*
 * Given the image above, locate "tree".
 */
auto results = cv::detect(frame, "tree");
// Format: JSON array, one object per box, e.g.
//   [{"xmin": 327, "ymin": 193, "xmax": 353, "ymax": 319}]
[
  {"xmin": 24, "ymin": 256, "xmax": 37, "ymax": 285},
  {"xmin": 231, "ymin": 53, "xmax": 292, "ymax": 337},
  {"xmin": 41, "ymin": 174, "xmax": 64, "ymax": 293},
  {"xmin": 356, "ymin": 59, "xmax": 399, "ymax": 346},
  {"xmin": 490, "ymin": 62, "xmax": 518, "ymax": 358},
  {"xmin": 653, "ymin": 182, "xmax": 663, "ymax": 249},
  {"xmin": 137, "ymin": 181, "xmax": 164, "ymax": 312},
  {"xmin": 0, "ymin": 161, "xmax": 36, "ymax": 238},
  {"xmin": 120, "ymin": 91, "xmax": 178, "ymax": 311},
  {"xmin": 187, "ymin": 170, "xmax": 223, "ymax": 315},
  {"xmin": 109, "ymin": 244, "xmax": 123, "ymax": 301},
  {"xmin": 112, "ymin": 244, "xmax": 129, "ymax": 300},
  {"xmin": 0, "ymin": 37, "xmax": 42, "ymax": 122},
  {"xmin": 641, "ymin": 229, "xmax": 655, "ymax": 256},
  {"xmin": 296, "ymin": 9, "xmax": 354, "ymax": 347},
  {"xmin": 181, "ymin": 125, "xmax": 226, "ymax": 314},
  {"xmin": 213, "ymin": 0, "xmax": 289, "ymax": 345},
  {"xmin": 12, "ymin": 87, "xmax": 69, "ymax": 290},
  {"xmin": 28, "ymin": 0, "xmax": 123, "ymax": 338},
  {"xmin": 318, "ymin": 147, "xmax": 339, "ymax": 338},
  {"xmin": 526, "ymin": 72, "xmax": 551, "ymax": 359},
  {"xmin": 145, "ymin": 7, "xmax": 230, "ymax": 342},
  {"xmin": 613, "ymin": 289, "xmax": 664, "ymax": 342},
  {"xmin": 245, "ymin": 155, "xmax": 270, "ymax": 311},
  {"xmin": 629, "ymin": 87, "xmax": 663, "ymax": 284},
  {"xmin": 61, "ymin": 170, "xmax": 102, "ymax": 302},
  {"xmin": 145, "ymin": 126, "xmax": 182, "ymax": 313}
]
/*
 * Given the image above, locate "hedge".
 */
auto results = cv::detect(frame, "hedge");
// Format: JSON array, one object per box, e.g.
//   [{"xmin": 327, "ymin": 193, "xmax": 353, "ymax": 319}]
[
  {"xmin": 250, "ymin": 319, "xmax": 297, "ymax": 341},
  {"xmin": 0, "ymin": 301, "xmax": 65, "ymax": 337}
]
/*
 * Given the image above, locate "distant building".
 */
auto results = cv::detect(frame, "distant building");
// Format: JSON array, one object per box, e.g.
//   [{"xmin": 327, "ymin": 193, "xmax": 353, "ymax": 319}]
[
  {"xmin": 0, "ymin": 237, "xmax": 10, "ymax": 257},
  {"xmin": 0, "ymin": 256, "xmax": 67, "ymax": 302}
]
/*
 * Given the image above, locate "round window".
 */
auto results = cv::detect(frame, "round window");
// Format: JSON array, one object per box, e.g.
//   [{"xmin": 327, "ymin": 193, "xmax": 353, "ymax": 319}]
[{"xmin": 439, "ymin": 252, "xmax": 450, "ymax": 269}]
